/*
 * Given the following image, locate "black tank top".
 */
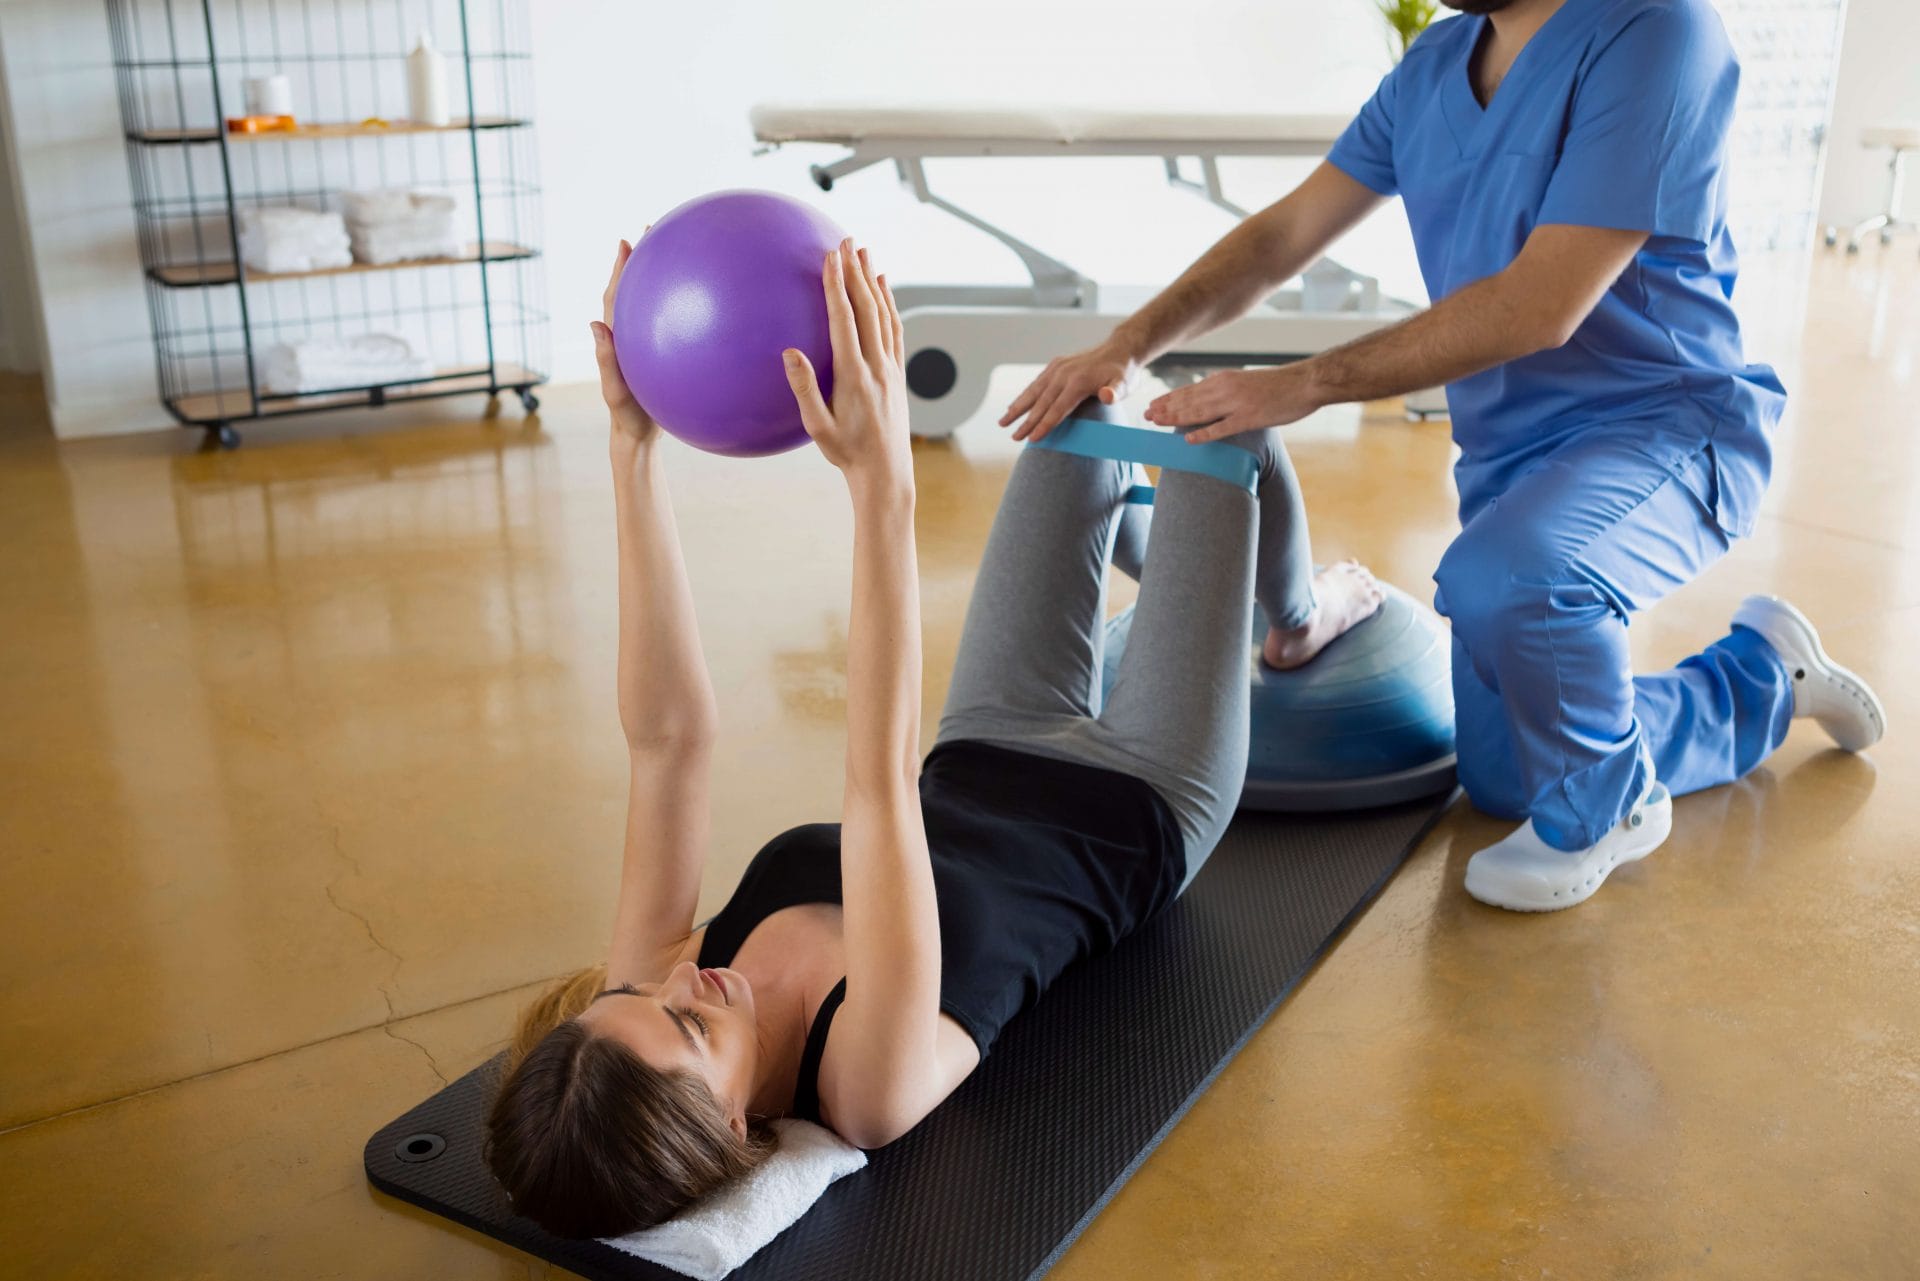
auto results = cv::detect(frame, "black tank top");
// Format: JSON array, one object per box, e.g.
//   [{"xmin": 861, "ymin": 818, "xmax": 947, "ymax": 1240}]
[{"xmin": 697, "ymin": 739, "xmax": 1184, "ymax": 1124}]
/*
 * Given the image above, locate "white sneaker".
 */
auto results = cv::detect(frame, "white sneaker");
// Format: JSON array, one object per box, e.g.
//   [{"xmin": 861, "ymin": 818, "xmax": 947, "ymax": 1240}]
[
  {"xmin": 1731, "ymin": 595, "xmax": 1886, "ymax": 752},
  {"xmin": 1464, "ymin": 781, "xmax": 1673, "ymax": 912}
]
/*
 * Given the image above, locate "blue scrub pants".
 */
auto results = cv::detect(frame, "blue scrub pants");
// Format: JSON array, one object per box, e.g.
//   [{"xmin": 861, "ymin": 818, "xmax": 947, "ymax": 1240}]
[{"xmin": 1433, "ymin": 432, "xmax": 1796, "ymax": 850}]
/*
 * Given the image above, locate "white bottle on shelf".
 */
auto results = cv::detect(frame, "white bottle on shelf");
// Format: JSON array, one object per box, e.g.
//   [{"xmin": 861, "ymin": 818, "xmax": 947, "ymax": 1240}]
[{"xmin": 407, "ymin": 31, "xmax": 450, "ymax": 127}]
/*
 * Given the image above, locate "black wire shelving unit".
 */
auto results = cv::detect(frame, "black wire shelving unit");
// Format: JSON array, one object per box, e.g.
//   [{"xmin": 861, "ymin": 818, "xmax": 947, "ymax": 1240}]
[{"xmin": 106, "ymin": 0, "xmax": 547, "ymax": 449}]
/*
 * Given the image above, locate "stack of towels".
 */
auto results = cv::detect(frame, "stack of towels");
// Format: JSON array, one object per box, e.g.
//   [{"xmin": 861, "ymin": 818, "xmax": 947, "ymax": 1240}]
[
  {"xmin": 230, "ymin": 190, "xmax": 461, "ymax": 273},
  {"xmin": 235, "ymin": 206, "xmax": 351, "ymax": 275},
  {"xmin": 260, "ymin": 333, "xmax": 434, "ymax": 396},
  {"xmin": 343, "ymin": 188, "xmax": 461, "ymax": 265}
]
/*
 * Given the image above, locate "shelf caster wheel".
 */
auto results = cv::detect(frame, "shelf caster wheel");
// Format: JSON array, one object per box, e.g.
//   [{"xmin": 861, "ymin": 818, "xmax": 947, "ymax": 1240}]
[
  {"xmin": 204, "ymin": 423, "xmax": 240, "ymax": 450},
  {"xmin": 517, "ymin": 387, "xmax": 540, "ymax": 414},
  {"xmin": 1823, "ymin": 226, "xmax": 1839, "ymax": 248},
  {"xmin": 1846, "ymin": 240, "xmax": 1861, "ymax": 255}
]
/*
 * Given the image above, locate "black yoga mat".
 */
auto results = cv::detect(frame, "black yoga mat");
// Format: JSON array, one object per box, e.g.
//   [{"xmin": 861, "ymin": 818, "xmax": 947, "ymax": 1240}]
[{"xmin": 366, "ymin": 793, "xmax": 1453, "ymax": 1280}]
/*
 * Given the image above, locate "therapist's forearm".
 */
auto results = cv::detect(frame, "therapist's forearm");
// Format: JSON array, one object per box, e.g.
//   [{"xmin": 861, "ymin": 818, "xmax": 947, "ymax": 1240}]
[
  {"xmin": 1111, "ymin": 213, "xmax": 1316, "ymax": 364},
  {"xmin": 1113, "ymin": 163, "xmax": 1385, "ymax": 366},
  {"xmin": 1297, "ymin": 270, "xmax": 1559, "ymax": 406}
]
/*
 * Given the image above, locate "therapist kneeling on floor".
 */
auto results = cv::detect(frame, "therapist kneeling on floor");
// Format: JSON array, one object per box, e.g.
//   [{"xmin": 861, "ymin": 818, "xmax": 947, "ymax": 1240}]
[{"xmin": 1004, "ymin": 0, "xmax": 1885, "ymax": 912}]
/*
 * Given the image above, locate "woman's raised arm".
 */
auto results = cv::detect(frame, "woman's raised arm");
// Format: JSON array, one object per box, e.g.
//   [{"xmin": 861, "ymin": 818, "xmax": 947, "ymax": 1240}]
[
  {"xmin": 592, "ymin": 238, "xmax": 718, "ymax": 988},
  {"xmin": 783, "ymin": 242, "xmax": 948, "ymax": 1148}
]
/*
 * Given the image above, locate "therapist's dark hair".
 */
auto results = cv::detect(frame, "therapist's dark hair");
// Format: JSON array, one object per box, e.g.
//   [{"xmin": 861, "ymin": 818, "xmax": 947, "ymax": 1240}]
[{"xmin": 483, "ymin": 964, "xmax": 778, "ymax": 1238}]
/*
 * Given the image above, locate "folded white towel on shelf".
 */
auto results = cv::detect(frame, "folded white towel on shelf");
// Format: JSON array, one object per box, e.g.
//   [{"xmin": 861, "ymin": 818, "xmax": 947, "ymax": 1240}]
[
  {"xmin": 235, "ymin": 206, "xmax": 352, "ymax": 275},
  {"xmin": 259, "ymin": 333, "xmax": 435, "ymax": 395},
  {"xmin": 342, "ymin": 188, "xmax": 461, "ymax": 264},
  {"xmin": 341, "ymin": 188, "xmax": 456, "ymax": 224},
  {"xmin": 601, "ymin": 1120, "xmax": 867, "ymax": 1281},
  {"xmin": 349, "ymin": 223, "xmax": 462, "ymax": 265}
]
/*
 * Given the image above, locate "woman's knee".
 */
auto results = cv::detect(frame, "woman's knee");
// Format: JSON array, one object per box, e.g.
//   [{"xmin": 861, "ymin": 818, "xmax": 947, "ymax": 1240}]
[
  {"xmin": 1218, "ymin": 426, "xmax": 1281, "ymax": 483},
  {"xmin": 1009, "ymin": 434, "xmax": 1133, "ymax": 508}
]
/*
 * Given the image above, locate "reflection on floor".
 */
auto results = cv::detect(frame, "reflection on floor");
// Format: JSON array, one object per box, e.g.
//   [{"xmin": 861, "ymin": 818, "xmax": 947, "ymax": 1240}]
[{"xmin": 2, "ymin": 248, "xmax": 1915, "ymax": 1279}]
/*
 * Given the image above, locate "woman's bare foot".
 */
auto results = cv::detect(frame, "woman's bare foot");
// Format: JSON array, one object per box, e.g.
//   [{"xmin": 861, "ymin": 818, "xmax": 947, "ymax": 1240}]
[{"xmin": 1262, "ymin": 561, "xmax": 1386, "ymax": 670}]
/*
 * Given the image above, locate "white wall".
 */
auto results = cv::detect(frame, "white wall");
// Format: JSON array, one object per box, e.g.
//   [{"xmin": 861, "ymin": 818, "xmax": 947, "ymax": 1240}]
[
  {"xmin": 0, "ymin": 48, "xmax": 45, "ymax": 375},
  {"xmin": 1818, "ymin": 0, "xmax": 1920, "ymax": 232},
  {"xmin": 0, "ymin": 0, "xmax": 162, "ymax": 431}
]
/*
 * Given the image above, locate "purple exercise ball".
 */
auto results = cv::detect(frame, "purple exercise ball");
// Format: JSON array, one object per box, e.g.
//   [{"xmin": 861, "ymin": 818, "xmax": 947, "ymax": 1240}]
[{"xmin": 612, "ymin": 189, "xmax": 846, "ymax": 458}]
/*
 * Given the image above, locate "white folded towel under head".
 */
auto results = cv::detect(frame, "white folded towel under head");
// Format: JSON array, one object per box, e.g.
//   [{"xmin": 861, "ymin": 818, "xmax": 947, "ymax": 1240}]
[
  {"xmin": 259, "ymin": 333, "xmax": 434, "ymax": 395},
  {"xmin": 235, "ymin": 206, "xmax": 351, "ymax": 275},
  {"xmin": 601, "ymin": 1119, "xmax": 867, "ymax": 1280}
]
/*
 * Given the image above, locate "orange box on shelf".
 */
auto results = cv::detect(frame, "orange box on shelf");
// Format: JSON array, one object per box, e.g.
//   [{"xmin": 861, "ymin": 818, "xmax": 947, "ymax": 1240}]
[{"xmin": 225, "ymin": 114, "xmax": 297, "ymax": 134}]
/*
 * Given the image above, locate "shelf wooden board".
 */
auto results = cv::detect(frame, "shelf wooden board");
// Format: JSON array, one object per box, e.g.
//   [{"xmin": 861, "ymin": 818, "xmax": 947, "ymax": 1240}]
[
  {"xmin": 171, "ymin": 362, "xmax": 540, "ymax": 423},
  {"xmin": 150, "ymin": 241, "xmax": 537, "ymax": 287},
  {"xmin": 131, "ymin": 117, "xmax": 527, "ymax": 144}
]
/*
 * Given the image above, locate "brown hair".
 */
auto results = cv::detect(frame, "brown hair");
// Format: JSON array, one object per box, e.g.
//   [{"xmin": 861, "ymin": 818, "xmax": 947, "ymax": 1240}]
[{"xmin": 483, "ymin": 964, "xmax": 777, "ymax": 1238}]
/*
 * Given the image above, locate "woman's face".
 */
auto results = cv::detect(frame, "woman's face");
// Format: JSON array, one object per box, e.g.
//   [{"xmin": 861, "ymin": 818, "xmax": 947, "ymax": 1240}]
[{"xmin": 579, "ymin": 962, "xmax": 761, "ymax": 1135}]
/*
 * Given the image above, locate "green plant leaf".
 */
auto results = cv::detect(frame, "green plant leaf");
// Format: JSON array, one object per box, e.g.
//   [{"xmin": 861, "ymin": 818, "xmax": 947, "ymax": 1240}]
[{"xmin": 1374, "ymin": 0, "xmax": 1439, "ymax": 58}]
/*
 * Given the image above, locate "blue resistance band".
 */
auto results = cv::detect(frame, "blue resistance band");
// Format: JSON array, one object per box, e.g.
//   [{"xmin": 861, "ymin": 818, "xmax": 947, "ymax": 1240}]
[{"xmin": 1028, "ymin": 417, "xmax": 1259, "ymax": 504}]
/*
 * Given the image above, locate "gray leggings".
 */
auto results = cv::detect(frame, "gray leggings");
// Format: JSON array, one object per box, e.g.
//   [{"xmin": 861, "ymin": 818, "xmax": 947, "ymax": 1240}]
[{"xmin": 935, "ymin": 403, "xmax": 1316, "ymax": 888}]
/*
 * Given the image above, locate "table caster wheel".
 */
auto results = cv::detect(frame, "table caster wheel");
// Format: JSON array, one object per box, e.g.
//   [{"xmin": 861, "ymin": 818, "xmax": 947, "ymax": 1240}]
[
  {"xmin": 203, "ymin": 423, "xmax": 240, "ymax": 450},
  {"xmin": 906, "ymin": 348, "xmax": 958, "ymax": 401},
  {"xmin": 517, "ymin": 387, "xmax": 540, "ymax": 414}
]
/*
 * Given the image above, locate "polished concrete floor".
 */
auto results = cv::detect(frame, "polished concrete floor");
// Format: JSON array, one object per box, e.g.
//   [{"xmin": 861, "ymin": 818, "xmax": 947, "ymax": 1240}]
[{"xmin": 3, "ymin": 247, "xmax": 1916, "ymax": 1279}]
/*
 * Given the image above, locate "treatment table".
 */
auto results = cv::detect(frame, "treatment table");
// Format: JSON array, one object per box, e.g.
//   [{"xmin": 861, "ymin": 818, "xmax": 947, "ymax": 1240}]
[{"xmin": 749, "ymin": 102, "xmax": 1446, "ymax": 436}]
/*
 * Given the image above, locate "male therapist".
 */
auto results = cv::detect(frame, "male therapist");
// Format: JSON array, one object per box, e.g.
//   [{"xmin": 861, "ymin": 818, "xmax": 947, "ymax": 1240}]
[{"xmin": 1003, "ymin": 0, "xmax": 1885, "ymax": 911}]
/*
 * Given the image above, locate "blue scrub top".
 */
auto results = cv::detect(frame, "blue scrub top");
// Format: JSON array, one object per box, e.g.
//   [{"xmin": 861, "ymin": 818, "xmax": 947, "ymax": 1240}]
[{"xmin": 1327, "ymin": 0, "xmax": 1784, "ymax": 536}]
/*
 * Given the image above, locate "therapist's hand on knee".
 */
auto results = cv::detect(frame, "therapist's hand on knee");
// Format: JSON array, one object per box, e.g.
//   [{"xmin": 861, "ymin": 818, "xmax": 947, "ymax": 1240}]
[
  {"xmin": 1144, "ymin": 365, "xmax": 1321, "ymax": 441},
  {"xmin": 1000, "ymin": 340, "xmax": 1141, "ymax": 443}
]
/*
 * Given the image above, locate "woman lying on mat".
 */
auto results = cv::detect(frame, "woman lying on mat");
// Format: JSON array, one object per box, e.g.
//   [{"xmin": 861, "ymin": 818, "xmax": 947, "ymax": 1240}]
[{"xmin": 484, "ymin": 237, "xmax": 1383, "ymax": 1237}]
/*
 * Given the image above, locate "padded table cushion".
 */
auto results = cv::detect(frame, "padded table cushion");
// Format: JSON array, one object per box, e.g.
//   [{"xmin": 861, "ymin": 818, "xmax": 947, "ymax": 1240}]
[
  {"xmin": 1860, "ymin": 122, "xmax": 1920, "ymax": 150},
  {"xmin": 366, "ymin": 794, "xmax": 1451, "ymax": 1280},
  {"xmin": 749, "ymin": 101, "xmax": 1350, "ymax": 148}
]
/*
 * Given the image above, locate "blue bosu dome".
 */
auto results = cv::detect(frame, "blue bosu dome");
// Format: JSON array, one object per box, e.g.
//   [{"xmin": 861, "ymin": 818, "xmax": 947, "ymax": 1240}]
[{"xmin": 1100, "ymin": 581, "xmax": 1457, "ymax": 812}]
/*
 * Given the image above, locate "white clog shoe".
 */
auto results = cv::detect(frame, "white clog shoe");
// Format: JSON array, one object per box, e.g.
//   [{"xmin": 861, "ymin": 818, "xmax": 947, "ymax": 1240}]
[
  {"xmin": 1732, "ymin": 595, "xmax": 1886, "ymax": 752},
  {"xmin": 1464, "ymin": 781, "xmax": 1673, "ymax": 913}
]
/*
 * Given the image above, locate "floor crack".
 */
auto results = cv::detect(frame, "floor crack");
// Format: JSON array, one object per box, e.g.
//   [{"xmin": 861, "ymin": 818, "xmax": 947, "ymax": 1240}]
[
  {"xmin": 384, "ymin": 1023, "xmax": 450, "ymax": 1086},
  {"xmin": 324, "ymin": 825, "xmax": 448, "ymax": 1086}
]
